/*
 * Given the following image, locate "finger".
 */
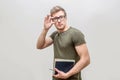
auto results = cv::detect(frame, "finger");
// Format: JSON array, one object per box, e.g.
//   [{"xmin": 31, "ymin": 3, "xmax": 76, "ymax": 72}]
[
  {"xmin": 44, "ymin": 15, "xmax": 49, "ymax": 22},
  {"xmin": 45, "ymin": 15, "xmax": 49, "ymax": 19},
  {"xmin": 54, "ymin": 68, "xmax": 61, "ymax": 74},
  {"xmin": 44, "ymin": 15, "xmax": 54, "ymax": 25},
  {"xmin": 45, "ymin": 15, "xmax": 50, "ymax": 20},
  {"xmin": 51, "ymin": 20, "xmax": 55, "ymax": 24},
  {"xmin": 47, "ymin": 15, "xmax": 50, "ymax": 18},
  {"xmin": 47, "ymin": 15, "xmax": 52, "ymax": 21},
  {"xmin": 53, "ymin": 73, "xmax": 59, "ymax": 78}
]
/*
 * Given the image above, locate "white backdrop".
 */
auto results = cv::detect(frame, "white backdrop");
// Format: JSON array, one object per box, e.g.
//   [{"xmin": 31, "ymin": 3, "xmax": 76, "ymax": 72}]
[{"xmin": 0, "ymin": 0, "xmax": 120, "ymax": 80}]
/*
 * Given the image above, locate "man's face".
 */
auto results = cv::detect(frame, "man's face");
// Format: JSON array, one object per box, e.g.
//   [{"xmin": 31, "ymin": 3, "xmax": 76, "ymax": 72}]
[{"xmin": 52, "ymin": 11, "xmax": 67, "ymax": 31}]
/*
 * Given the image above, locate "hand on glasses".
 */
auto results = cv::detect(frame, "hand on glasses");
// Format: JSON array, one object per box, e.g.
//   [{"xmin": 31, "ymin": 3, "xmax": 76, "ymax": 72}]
[{"xmin": 44, "ymin": 15, "xmax": 55, "ymax": 30}]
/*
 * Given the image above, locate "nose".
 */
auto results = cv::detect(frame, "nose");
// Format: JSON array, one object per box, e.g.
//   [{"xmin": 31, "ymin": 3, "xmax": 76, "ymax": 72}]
[{"xmin": 57, "ymin": 19, "xmax": 61, "ymax": 22}]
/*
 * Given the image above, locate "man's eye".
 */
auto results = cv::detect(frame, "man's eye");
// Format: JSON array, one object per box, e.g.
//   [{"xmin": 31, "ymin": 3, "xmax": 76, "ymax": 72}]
[
  {"xmin": 59, "ymin": 16, "xmax": 62, "ymax": 19},
  {"xmin": 55, "ymin": 17, "xmax": 59, "ymax": 19},
  {"xmin": 53, "ymin": 18, "xmax": 57, "ymax": 20}
]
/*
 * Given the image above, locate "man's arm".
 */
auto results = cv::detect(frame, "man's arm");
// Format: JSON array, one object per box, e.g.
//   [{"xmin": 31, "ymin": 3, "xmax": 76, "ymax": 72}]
[
  {"xmin": 53, "ymin": 43, "xmax": 90, "ymax": 79},
  {"xmin": 67, "ymin": 44, "xmax": 90, "ymax": 76},
  {"xmin": 36, "ymin": 15, "xmax": 54, "ymax": 49},
  {"xmin": 36, "ymin": 29, "xmax": 53, "ymax": 49}
]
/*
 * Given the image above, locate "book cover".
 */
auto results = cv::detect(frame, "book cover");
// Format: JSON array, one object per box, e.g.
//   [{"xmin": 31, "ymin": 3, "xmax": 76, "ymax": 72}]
[{"xmin": 54, "ymin": 59, "xmax": 75, "ymax": 74}]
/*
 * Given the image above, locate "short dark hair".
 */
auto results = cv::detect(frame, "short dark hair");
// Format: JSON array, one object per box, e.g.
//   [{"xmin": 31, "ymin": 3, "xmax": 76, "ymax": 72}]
[{"xmin": 50, "ymin": 6, "xmax": 67, "ymax": 17}]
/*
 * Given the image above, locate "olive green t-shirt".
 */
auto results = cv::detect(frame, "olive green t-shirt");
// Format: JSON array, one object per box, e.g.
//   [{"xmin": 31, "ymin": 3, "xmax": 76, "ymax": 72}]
[{"xmin": 50, "ymin": 27, "xmax": 86, "ymax": 80}]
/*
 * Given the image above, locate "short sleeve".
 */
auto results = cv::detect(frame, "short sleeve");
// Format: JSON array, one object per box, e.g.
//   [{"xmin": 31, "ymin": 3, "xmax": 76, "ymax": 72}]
[
  {"xmin": 72, "ymin": 30, "xmax": 86, "ymax": 46},
  {"xmin": 50, "ymin": 31, "xmax": 58, "ymax": 40}
]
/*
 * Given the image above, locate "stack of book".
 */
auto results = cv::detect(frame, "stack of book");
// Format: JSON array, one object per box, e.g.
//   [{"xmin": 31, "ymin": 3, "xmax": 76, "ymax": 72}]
[{"xmin": 53, "ymin": 58, "xmax": 75, "ymax": 74}]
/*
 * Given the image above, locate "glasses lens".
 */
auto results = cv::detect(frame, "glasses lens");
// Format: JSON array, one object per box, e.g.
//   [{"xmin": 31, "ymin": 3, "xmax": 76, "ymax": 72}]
[
  {"xmin": 52, "ymin": 15, "xmax": 65, "ymax": 22},
  {"xmin": 59, "ymin": 16, "xmax": 64, "ymax": 20}
]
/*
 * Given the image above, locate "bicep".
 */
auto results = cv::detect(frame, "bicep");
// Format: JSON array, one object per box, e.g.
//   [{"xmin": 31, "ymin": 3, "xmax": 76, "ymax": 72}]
[
  {"xmin": 42, "ymin": 37, "xmax": 53, "ymax": 49},
  {"xmin": 75, "ymin": 44, "xmax": 90, "ymax": 59},
  {"xmin": 73, "ymin": 44, "xmax": 90, "ymax": 71}
]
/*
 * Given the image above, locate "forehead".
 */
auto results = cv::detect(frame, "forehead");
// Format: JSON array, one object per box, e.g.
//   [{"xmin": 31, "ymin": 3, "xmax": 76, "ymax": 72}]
[{"xmin": 52, "ymin": 11, "xmax": 65, "ymax": 17}]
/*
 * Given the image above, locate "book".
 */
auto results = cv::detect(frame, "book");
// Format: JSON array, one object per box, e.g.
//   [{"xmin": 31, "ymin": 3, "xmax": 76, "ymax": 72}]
[{"xmin": 54, "ymin": 58, "xmax": 75, "ymax": 74}]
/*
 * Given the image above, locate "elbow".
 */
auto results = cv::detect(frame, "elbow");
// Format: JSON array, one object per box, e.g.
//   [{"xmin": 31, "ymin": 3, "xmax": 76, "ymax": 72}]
[
  {"xmin": 85, "ymin": 52, "xmax": 91, "ymax": 66},
  {"xmin": 36, "ymin": 45, "xmax": 44, "ymax": 49},
  {"xmin": 86, "ymin": 56, "xmax": 90, "ymax": 66},
  {"xmin": 36, "ymin": 46, "xmax": 40, "ymax": 49},
  {"xmin": 36, "ymin": 46, "xmax": 41, "ymax": 49},
  {"xmin": 87, "ymin": 59, "xmax": 90, "ymax": 66},
  {"xmin": 82, "ymin": 56, "xmax": 90, "ymax": 67}
]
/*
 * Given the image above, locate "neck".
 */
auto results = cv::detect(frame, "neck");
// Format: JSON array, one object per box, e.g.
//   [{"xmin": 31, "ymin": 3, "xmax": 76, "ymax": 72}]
[{"xmin": 58, "ymin": 26, "xmax": 70, "ymax": 33}]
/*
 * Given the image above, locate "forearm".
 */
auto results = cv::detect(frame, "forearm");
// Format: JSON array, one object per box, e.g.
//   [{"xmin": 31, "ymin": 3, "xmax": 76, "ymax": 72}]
[
  {"xmin": 37, "ymin": 28, "xmax": 48, "ymax": 49},
  {"xmin": 67, "ymin": 57, "xmax": 90, "ymax": 77}
]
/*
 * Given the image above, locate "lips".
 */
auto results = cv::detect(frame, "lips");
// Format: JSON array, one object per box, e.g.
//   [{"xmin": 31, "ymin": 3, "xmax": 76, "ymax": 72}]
[{"xmin": 58, "ymin": 23, "xmax": 63, "ymax": 26}]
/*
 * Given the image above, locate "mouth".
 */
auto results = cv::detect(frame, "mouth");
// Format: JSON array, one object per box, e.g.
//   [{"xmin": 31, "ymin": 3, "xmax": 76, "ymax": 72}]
[{"xmin": 58, "ymin": 23, "xmax": 63, "ymax": 26}]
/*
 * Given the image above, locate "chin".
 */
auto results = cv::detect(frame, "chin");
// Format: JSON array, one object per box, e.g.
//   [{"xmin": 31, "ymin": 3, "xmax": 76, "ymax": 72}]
[
  {"xmin": 57, "ymin": 26, "xmax": 64, "ymax": 30},
  {"xmin": 57, "ymin": 25, "xmax": 65, "ymax": 29}
]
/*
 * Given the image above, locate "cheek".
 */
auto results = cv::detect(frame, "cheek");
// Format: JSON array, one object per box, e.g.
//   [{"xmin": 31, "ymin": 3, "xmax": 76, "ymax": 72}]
[
  {"xmin": 54, "ymin": 23, "xmax": 57, "ymax": 26},
  {"xmin": 53, "ymin": 23, "xmax": 59, "ymax": 28},
  {"xmin": 54, "ymin": 22, "xmax": 60, "ymax": 26}
]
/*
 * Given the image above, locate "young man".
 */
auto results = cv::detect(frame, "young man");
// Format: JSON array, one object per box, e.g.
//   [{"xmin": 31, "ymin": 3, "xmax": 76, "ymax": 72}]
[{"xmin": 37, "ymin": 6, "xmax": 90, "ymax": 80}]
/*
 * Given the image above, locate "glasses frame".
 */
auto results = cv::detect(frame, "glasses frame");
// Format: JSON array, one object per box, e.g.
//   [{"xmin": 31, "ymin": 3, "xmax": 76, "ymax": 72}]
[{"xmin": 52, "ymin": 15, "xmax": 66, "ymax": 22}]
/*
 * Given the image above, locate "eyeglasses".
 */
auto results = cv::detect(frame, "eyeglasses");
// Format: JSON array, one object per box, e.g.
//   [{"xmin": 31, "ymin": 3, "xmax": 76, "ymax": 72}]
[{"xmin": 52, "ymin": 15, "xmax": 65, "ymax": 22}]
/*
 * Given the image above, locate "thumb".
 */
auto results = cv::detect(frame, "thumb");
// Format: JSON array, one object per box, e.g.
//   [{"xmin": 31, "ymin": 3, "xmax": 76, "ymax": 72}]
[{"xmin": 54, "ymin": 68, "xmax": 61, "ymax": 74}]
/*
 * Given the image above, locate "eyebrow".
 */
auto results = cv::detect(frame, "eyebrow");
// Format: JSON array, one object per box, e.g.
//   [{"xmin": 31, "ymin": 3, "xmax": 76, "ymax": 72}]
[{"xmin": 53, "ymin": 15, "xmax": 65, "ymax": 18}]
